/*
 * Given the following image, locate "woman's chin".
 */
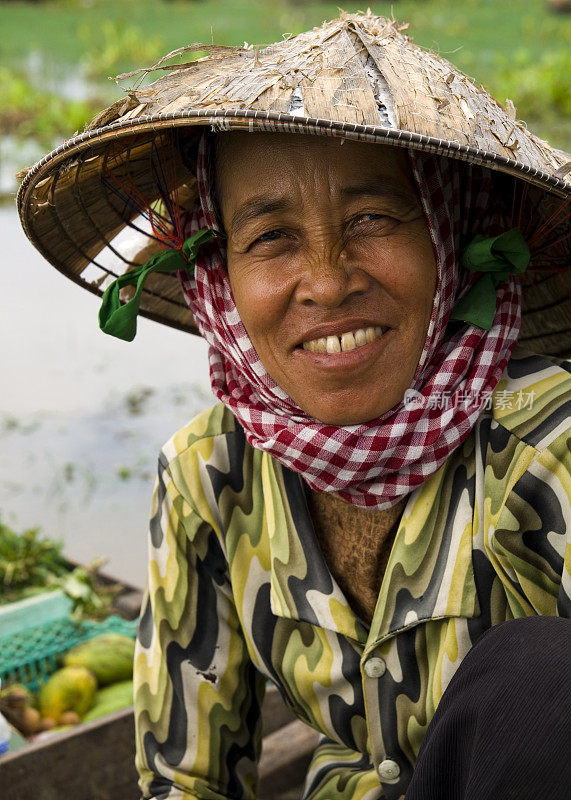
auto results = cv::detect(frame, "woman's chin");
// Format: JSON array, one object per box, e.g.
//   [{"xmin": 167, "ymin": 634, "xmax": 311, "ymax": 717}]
[{"xmin": 289, "ymin": 385, "xmax": 406, "ymax": 425}]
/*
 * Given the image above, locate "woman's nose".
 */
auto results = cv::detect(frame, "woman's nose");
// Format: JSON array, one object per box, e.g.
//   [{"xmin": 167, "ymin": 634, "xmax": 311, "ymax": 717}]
[{"xmin": 294, "ymin": 251, "xmax": 369, "ymax": 307}]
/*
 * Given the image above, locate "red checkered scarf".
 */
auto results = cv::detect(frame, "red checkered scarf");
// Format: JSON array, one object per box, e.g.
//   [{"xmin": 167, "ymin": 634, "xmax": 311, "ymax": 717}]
[{"xmin": 179, "ymin": 133, "xmax": 521, "ymax": 508}]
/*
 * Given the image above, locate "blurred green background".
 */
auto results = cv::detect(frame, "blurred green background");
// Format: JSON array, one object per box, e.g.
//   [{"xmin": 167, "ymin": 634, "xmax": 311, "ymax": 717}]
[{"xmin": 1, "ymin": 0, "xmax": 570, "ymax": 170}]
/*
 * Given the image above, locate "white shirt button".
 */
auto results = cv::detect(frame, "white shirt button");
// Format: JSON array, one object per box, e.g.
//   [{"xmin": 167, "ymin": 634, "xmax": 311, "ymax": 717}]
[
  {"xmin": 364, "ymin": 657, "xmax": 386, "ymax": 678},
  {"xmin": 378, "ymin": 759, "xmax": 400, "ymax": 781}
]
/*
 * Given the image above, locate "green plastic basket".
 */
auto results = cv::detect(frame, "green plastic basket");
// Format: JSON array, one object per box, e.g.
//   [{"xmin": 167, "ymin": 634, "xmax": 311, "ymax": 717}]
[{"xmin": 0, "ymin": 592, "xmax": 138, "ymax": 692}]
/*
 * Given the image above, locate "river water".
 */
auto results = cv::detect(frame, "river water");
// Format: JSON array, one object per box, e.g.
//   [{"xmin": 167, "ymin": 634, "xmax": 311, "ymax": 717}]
[{"xmin": 0, "ymin": 206, "xmax": 213, "ymax": 588}]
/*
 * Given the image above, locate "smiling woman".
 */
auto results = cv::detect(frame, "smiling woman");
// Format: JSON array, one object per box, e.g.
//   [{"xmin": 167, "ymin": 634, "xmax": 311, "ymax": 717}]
[
  {"xmin": 16, "ymin": 11, "xmax": 571, "ymax": 800},
  {"xmin": 216, "ymin": 134, "xmax": 436, "ymax": 424}
]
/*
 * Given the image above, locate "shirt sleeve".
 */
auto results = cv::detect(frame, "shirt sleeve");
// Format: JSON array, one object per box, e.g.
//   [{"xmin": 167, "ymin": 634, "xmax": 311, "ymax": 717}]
[
  {"xmin": 134, "ymin": 451, "xmax": 266, "ymax": 800},
  {"xmin": 492, "ymin": 428, "xmax": 571, "ymax": 619}
]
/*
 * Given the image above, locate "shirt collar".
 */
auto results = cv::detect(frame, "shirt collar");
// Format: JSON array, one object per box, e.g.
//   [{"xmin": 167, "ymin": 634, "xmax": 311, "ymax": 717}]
[
  {"xmin": 262, "ymin": 443, "xmax": 481, "ymax": 648},
  {"xmin": 365, "ymin": 456, "xmax": 481, "ymax": 653},
  {"xmin": 262, "ymin": 453, "xmax": 368, "ymax": 642}
]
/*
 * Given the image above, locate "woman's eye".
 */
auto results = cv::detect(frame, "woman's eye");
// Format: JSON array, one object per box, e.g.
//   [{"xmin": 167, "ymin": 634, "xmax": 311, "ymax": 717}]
[
  {"xmin": 256, "ymin": 229, "xmax": 283, "ymax": 243},
  {"xmin": 349, "ymin": 213, "xmax": 398, "ymax": 235},
  {"xmin": 355, "ymin": 213, "xmax": 385, "ymax": 224}
]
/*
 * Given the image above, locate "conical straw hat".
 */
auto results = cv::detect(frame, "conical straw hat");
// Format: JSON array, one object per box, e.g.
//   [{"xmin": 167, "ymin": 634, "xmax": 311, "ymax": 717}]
[{"xmin": 17, "ymin": 11, "xmax": 571, "ymax": 353}]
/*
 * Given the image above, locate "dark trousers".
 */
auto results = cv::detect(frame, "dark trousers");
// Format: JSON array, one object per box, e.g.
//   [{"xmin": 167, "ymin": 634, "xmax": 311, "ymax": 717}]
[{"xmin": 405, "ymin": 616, "xmax": 571, "ymax": 800}]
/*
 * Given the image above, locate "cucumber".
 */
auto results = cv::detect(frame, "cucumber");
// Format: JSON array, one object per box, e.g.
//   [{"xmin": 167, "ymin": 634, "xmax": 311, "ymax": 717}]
[
  {"xmin": 64, "ymin": 634, "xmax": 135, "ymax": 686},
  {"xmin": 82, "ymin": 680, "xmax": 134, "ymax": 722}
]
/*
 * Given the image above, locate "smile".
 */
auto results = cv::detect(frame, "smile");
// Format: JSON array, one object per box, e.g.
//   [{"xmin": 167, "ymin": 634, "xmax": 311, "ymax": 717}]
[{"xmin": 302, "ymin": 326, "xmax": 388, "ymax": 353}]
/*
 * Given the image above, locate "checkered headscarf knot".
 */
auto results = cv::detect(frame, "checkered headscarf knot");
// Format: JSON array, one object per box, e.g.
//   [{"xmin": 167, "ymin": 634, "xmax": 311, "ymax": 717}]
[{"xmin": 178, "ymin": 133, "xmax": 521, "ymax": 508}]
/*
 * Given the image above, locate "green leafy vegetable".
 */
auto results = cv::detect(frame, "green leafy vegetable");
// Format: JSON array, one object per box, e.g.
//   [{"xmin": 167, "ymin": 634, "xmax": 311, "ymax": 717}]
[{"xmin": 0, "ymin": 520, "xmax": 122, "ymax": 619}]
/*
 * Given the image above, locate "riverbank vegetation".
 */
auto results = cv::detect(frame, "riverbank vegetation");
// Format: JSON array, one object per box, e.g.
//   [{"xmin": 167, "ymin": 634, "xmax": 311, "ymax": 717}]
[{"xmin": 0, "ymin": 0, "xmax": 569, "ymax": 150}]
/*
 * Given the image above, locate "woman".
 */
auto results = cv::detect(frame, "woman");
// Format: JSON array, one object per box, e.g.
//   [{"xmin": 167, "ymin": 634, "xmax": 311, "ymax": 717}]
[{"xmin": 17, "ymin": 12, "xmax": 571, "ymax": 800}]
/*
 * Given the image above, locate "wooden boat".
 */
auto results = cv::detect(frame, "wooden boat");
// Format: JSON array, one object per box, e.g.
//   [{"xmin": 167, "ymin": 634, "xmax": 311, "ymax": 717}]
[
  {"xmin": 1, "ymin": 684, "xmax": 318, "ymax": 800},
  {"xmin": 0, "ymin": 571, "xmax": 318, "ymax": 800}
]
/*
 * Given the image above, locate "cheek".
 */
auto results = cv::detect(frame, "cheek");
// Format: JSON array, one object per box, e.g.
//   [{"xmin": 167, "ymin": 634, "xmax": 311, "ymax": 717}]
[
  {"xmin": 227, "ymin": 258, "xmax": 290, "ymax": 339},
  {"xmin": 363, "ymin": 233, "xmax": 436, "ymax": 308},
  {"xmin": 398, "ymin": 233, "xmax": 437, "ymax": 305}
]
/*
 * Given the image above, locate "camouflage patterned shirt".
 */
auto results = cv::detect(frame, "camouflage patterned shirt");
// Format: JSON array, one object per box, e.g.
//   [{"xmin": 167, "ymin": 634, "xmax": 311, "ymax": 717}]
[{"xmin": 135, "ymin": 348, "xmax": 571, "ymax": 800}]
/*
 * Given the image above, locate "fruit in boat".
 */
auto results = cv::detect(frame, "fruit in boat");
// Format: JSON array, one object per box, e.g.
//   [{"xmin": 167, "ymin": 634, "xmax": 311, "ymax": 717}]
[
  {"xmin": 21, "ymin": 707, "xmax": 42, "ymax": 735},
  {"xmin": 39, "ymin": 666, "xmax": 97, "ymax": 723},
  {"xmin": 59, "ymin": 710, "xmax": 81, "ymax": 725},
  {"xmin": 64, "ymin": 634, "xmax": 135, "ymax": 685},
  {"xmin": 82, "ymin": 680, "xmax": 134, "ymax": 722},
  {"xmin": 0, "ymin": 684, "xmax": 33, "ymax": 709},
  {"xmin": 0, "ymin": 684, "xmax": 42, "ymax": 736}
]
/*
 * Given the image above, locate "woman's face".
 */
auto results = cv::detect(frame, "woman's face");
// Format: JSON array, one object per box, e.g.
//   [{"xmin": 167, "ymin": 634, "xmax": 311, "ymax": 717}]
[{"xmin": 215, "ymin": 133, "xmax": 437, "ymax": 425}]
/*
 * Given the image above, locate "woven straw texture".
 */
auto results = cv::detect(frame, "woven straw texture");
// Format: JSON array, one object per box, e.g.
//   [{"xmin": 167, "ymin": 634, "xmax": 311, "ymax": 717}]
[{"xmin": 16, "ymin": 11, "xmax": 571, "ymax": 353}]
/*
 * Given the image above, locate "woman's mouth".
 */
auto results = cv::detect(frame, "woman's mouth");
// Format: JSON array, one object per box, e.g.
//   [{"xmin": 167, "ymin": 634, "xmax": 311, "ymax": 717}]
[{"xmin": 301, "ymin": 326, "xmax": 388, "ymax": 353}]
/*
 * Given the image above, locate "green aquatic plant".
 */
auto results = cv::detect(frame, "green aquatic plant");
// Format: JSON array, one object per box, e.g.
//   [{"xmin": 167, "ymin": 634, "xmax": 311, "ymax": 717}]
[
  {"xmin": 0, "ymin": 67, "xmax": 100, "ymax": 145},
  {"xmin": 493, "ymin": 48, "xmax": 571, "ymax": 119},
  {"xmin": 78, "ymin": 20, "xmax": 165, "ymax": 80}
]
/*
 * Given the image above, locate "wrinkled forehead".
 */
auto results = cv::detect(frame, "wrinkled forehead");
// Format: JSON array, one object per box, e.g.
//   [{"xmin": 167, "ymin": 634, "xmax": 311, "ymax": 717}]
[{"xmin": 211, "ymin": 132, "xmax": 420, "ymax": 226}]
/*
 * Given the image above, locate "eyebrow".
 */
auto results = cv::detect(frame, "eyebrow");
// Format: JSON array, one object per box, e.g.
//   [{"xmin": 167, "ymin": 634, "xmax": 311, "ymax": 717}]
[
  {"xmin": 340, "ymin": 179, "xmax": 416, "ymax": 206},
  {"xmin": 230, "ymin": 198, "xmax": 294, "ymax": 237},
  {"xmin": 229, "ymin": 179, "xmax": 416, "ymax": 236}
]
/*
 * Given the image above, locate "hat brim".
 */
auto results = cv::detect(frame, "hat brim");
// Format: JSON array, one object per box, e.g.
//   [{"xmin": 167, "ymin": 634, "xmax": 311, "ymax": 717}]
[{"xmin": 16, "ymin": 11, "xmax": 571, "ymax": 350}]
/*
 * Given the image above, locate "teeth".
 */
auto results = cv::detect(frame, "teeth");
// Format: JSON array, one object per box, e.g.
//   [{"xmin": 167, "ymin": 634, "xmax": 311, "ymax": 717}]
[
  {"xmin": 341, "ymin": 332, "xmax": 356, "ymax": 351},
  {"xmin": 326, "ymin": 335, "xmax": 341, "ymax": 353},
  {"xmin": 302, "ymin": 326, "xmax": 388, "ymax": 353}
]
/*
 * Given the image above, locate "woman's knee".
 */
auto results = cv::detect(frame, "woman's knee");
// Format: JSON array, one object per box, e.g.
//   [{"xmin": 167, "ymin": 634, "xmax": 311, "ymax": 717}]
[
  {"xmin": 464, "ymin": 615, "xmax": 570, "ymax": 686},
  {"xmin": 406, "ymin": 617, "xmax": 571, "ymax": 799}
]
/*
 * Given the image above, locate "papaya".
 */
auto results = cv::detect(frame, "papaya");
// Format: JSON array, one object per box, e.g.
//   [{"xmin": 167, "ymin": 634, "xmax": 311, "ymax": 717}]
[
  {"xmin": 64, "ymin": 633, "xmax": 135, "ymax": 686},
  {"xmin": 82, "ymin": 680, "xmax": 134, "ymax": 722},
  {"xmin": 39, "ymin": 666, "xmax": 97, "ymax": 723}
]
